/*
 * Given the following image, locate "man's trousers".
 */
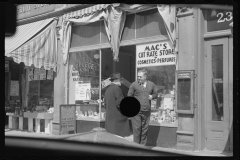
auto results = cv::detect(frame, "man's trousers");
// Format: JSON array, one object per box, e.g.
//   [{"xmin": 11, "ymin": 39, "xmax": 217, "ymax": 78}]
[{"xmin": 131, "ymin": 110, "xmax": 150, "ymax": 145}]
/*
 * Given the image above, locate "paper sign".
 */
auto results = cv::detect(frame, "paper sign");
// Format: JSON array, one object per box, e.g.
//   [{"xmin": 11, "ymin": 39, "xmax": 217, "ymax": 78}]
[
  {"xmin": 34, "ymin": 68, "xmax": 40, "ymax": 80},
  {"xmin": 28, "ymin": 68, "xmax": 34, "ymax": 81},
  {"xmin": 164, "ymin": 97, "xmax": 173, "ymax": 110},
  {"xmin": 75, "ymin": 83, "xmax": 91, "ymax": 101},
  {"xmin": 47, "ymin": 69, "xmax": 53, "ymax": 80},
  {"xmin": 40, "ymin": 68, "xmax": 46, "ymax": 80},
  {"xmin": 136, "ymin": 41, "xmax": 176, "ymax": 68},
  {"xmin": 60, "ymin": 105, "xmax": 76, "ymax": 132},
  {"xmin": 10, "ymin": 81, "xmax": 19, "ymax": 96}
]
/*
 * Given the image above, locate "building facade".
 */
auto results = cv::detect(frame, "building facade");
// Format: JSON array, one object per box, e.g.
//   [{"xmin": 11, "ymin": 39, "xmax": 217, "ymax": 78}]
[{"xmin": 5, "ymin": 4, "xmax": 233, "ymax": 152}]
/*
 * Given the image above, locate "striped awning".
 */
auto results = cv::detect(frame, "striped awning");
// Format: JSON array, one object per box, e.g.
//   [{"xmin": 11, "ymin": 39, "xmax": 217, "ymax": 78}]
[
  {"xmin": 5, "ymin": 18, "xmax": 54, "ymax": 55},
  {"xmin": 63, "ymin": 4, "xmax": 111, "ymax": 20},
  {"xmin": 5, "ymin": 19, "xmax": 58, "ymax": 71}
]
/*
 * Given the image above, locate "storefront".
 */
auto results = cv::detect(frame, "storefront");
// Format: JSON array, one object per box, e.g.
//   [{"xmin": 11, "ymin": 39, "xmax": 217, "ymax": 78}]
[
  {"xmin": 5, "ymin": 4, "xmax": 233, "ymax": 153},
  {"xmin": 57, "ymin": 4, "xmax": 233, "ymax": 152},
  {"xmin": 4, "ymin": 4, "xmax": 87, "ymax": 133},
  {"xmin": 57, "ymin": 4, "xmax": 179, "ymax": 148}
]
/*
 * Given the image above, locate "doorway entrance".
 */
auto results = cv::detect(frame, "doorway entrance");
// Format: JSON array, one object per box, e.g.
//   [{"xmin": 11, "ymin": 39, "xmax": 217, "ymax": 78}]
[{"xmin": 205, "ymin": 37, "xmax": 233, "ymax": 152}]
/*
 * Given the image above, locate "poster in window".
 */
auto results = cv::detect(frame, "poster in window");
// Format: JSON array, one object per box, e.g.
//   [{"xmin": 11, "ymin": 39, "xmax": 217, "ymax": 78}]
[
  {"xmin": 10, "ymin": 81, "xmax": 19, "ymax": 96},
  {"xmin": 34, "ymin": 68, "xmax": 40, "ymax": 80},
  {"xmin": 75, "ymin": 83, "xmax": 91, "ymax": 101},
  {"xmin": 40, "ymin": 68, "xmax": 46, "ymax": 80},
  {"xmin": 28, "ymin": 68, "xmax": 34, "ymax": 81},
  {"xmin": 47, "ymin": 69, "xmax": 53, "ymax": 80}
]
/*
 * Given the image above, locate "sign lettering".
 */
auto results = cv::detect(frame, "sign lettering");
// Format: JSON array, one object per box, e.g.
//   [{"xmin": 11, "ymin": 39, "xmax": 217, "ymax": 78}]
[
  {"xmin": 136, "ymin": 41, "xmax": 176, "ymax": 68},
  {"xmin": 17, "ymin": 4, "xmax": 55, "ymax": 20},
  {"xmin": 207, "ymin": 10, "xmax": 233, "ymax": 32},
  {"xmin": 60, "ymin": 105, "xmax": 76, "ymax": 133}
]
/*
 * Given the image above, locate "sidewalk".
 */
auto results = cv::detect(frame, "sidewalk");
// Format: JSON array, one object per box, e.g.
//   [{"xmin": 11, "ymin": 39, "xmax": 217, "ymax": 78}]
[
  {"xmin": 123, "ymin": 135, "xmax": 233, "ymax": 157},
  {"xmin": 5, "ymin": 127, "xmax": 233, "ymax": 157}
]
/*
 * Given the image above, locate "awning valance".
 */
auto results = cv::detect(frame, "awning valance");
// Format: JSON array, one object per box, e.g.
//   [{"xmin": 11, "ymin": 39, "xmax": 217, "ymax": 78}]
[
  {"xmin": 63, "ymin": 4, "xmax": 111, "ymax": 20},
  {"xmin": 5, "ymin": 18, "xmax": 54, "ymax": 55},
  {"xmin": 5, "ymin": 19, "xmax": 58, "ymax": 71}
]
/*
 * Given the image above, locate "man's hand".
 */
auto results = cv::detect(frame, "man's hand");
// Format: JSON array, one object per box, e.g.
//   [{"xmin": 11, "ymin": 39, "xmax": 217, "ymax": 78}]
[{"xmin": 149, "ymin": 95, "xmax": 153, "ymax": 100}]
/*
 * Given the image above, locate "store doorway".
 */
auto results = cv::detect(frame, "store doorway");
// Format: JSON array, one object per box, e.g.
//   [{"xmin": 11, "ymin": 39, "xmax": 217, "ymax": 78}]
[{"xmin": 205, "ymin": 37, "xmax": 233, "ymax": 152}]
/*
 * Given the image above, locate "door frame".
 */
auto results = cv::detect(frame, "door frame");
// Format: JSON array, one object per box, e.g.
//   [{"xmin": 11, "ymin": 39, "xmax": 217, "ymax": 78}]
[{"xmin": 204, "ymin": 37, "xmax": 230, "ymax": 152}]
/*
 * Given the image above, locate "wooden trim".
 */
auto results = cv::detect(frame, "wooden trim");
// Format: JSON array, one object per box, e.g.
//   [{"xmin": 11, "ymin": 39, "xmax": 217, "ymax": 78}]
[
  {"xmin": 69, "ymin": 35, "xmax": 169, "ymax": 53},
  {"xmin": 203, "ymin": 30, "xmax": 232, "ymax": 39},
  {"xmin": 176, "ymin": 130, "xmax": 194, "ymax": 135},
  {"xmin": 99, "ymin": 50, "xmax": 102, "ymax": 116}
]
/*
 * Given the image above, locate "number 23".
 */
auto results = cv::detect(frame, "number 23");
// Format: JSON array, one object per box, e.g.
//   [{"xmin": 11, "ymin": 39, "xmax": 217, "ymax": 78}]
[{"xmin": 217, "ymin": 12, "xmax": 233, "ymax": 23}]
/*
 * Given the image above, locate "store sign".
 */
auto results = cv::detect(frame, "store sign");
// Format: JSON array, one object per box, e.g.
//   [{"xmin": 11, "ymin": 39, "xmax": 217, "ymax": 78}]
[
  {"xmin": 10, "ymin": 81, "xmax": 19, "ymax": 96},
  {"xmin": 75, "ymin": 83, "xmax": 91, "ymax": 101},
  {"xmin": 136, "ymin": 41, "xmax": 176, "ymax": 68},
  {"xmin": 60, "ymin": 105, "xmax": 76, "ymax": 133},
  {"xmin": 178, "ymin": 73, "xmax": 190, "ymax": 79},
  {"xmin": 5, "ymin": 61, "xmax": 9, "ymax": 72},
  {"xmin": 207, "ymin": 10, "xmax": 233, "ymax": 32},
  {"xmin": 17, "ymin": 4, "xmax": 56, "ymax": 20}
]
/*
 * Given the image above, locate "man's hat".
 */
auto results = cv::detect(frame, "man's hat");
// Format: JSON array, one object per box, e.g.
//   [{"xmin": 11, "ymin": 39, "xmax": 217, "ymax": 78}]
[{"xmin": 109, "ymin": 72, "xmax": 123, "ymax": 81}]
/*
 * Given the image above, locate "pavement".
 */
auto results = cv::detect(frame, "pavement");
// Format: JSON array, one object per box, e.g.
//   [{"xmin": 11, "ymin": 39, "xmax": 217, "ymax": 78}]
[{"xmin": 5, "ymin": 126, "xmax": 233, "ymax": 157}]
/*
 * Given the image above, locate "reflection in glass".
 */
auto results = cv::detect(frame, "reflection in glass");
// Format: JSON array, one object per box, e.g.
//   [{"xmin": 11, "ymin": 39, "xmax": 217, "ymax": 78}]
[{"xmin": 212, "ymin": 45, "xmax": 223, "ymax": 121}]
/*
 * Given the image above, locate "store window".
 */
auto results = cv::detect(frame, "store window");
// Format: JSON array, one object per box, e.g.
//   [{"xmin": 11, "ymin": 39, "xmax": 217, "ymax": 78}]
[
  {"xmin": 137, "ymin": 66, "xmax": 177, "ymax": 126},
  {"xmin": 68, "ymin": 50, "xmax": 103, "ymax": 120},
  {"xmin": 71, "ymin": 21, "xmax": 101, "ymax": 48},
  {"xmin": 25, "ymin": 67, "xmax": 54, "ymax": 112},
  {"xmin": 136, "ymin": 8, "xmax": 167, "ymax": 38},
  {"xmin": 122, "ymin": 14, "xmax": 136, "ymax": 41},
  {"xmin": 136, "ymin": 41, "xmax": 177, "ymax": 126}
]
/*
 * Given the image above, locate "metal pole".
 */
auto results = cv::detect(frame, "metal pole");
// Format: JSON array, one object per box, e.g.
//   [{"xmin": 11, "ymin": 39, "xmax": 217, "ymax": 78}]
[{"xmin": 99, "ymin": 49, "xmax": 102, "ymax": 120}]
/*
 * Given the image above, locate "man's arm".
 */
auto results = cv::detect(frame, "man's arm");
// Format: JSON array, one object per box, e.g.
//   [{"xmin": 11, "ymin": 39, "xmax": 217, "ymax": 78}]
[{"xmin": 127, "ymin": 83, "xmax": 135, "ymax": 97}]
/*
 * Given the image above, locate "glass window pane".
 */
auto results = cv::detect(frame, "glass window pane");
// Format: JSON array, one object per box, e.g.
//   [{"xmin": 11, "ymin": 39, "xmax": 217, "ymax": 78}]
[
  {"xmin": 177, "ymin": 79, "xmax": 191, "ymax": 110},
  {"xmin": 136, "ymin": 8, "xmax": 167, "ymax": 39},
  {"xmin": 212, "ymin": 45, "xmax": 223, "ymax": 121},
  {"xmin": 68, "ymin": 51, "xmax": 100, "ymax": 102},
  {"xmin": 137, "ymin": 65, "xmax": 177, "ymax": 125},
  {"xmin": 27, "ymin": 68, "xmax": 54, "ymax": 111},
  {"xmin": 122, "ymin": 14, "xmax": 136, "ymax": 41},
  {"xmin": 205, "ymin": 9, "xmax": 233, "ymax": 32},
  {"xmin": 100, "ymin": 21, "xmax": 109, "ymax": 44},
  {"xmin": 71, "ymin": 22, "xmax": 100, "ymax": 48}
]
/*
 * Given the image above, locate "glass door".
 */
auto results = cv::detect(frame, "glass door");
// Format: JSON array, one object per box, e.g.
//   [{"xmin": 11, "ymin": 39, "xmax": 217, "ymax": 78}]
[{"xmin": 205, "ymin": 37, "xmax": 231, "ymax": 151}]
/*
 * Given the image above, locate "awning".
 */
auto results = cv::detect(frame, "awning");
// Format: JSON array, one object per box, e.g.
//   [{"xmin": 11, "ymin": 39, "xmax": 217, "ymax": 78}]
[
  {"xmin": 5, "ymin": 18, "xmax": 54, "ymax": 55},
  {"xmin": 63, "ymin": 4, "xmax": 110, "ymax": 20},
  {"xmin": 5, "ymin": 19, "xmax": 58, "ymax": 71}
]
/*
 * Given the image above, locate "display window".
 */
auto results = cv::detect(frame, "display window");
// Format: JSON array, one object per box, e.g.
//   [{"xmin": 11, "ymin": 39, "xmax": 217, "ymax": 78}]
[
  {"xmin": 25, "ymin": 67, "xmax": 54, "ymax": 113},
  {"xmin": 68, "ymin": 50, "xmax": 104, "ymax": 121},
  {"xmin": 136, "ymin": 41, "xmax": 178, "ymax": 127}
]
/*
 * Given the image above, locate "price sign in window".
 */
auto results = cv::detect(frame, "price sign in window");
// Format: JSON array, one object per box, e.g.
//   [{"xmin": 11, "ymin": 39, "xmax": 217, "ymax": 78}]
[
  {"xmin": 175, "ymin": 70, "xmax": 194, "ymax": 114},
  {"xmin": 206, "ymin": 9, "xmax": 233, "ymax": 32}
]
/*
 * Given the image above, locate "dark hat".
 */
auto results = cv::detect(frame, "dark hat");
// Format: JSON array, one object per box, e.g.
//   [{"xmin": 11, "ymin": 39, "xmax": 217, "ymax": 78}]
[{"xmin": 109, "ymin": 72, "xmax": 123, "ymax": 81}]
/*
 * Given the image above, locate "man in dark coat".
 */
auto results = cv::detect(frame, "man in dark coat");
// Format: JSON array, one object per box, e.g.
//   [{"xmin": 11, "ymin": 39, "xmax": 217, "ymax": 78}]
[{"xmin": 104, "ymin": 72, "xmax": 131, "ymax": 137}]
